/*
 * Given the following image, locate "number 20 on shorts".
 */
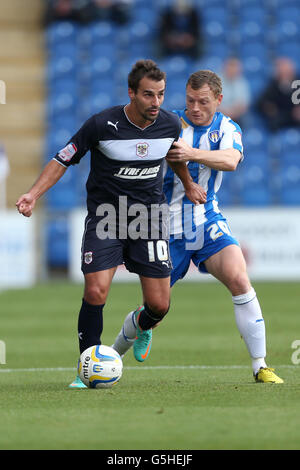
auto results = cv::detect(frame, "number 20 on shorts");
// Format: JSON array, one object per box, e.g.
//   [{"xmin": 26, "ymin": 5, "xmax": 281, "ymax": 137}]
[{"xmin": 207, "ymin": 221, "xmax": 231, "ymax": 241}]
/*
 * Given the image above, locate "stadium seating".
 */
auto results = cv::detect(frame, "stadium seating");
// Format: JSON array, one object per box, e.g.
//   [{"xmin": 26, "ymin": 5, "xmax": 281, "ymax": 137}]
[
  {"xmin": 193, "ymin": 55, "xmax": 224, "ymax": 74},
  {"xmin": 164, "ymin": 75, "xmax": 187, "ymax": 111},
  {"xmin": 46, "ymin": 215, "xmax": 70, "ymax": 267},
  {"xmin": 162, "ymin": 55, "xmax": 192, "ymax": 78},
  {"xmin": 275, "ymin": 20, "xmax": 300, "ymax": 49},
  {"xmin": 45, "ymin": 123, "xmax": 77, "ymax": 161},
  {"xmin": 204, "ymin": 40, "xmax": 231, "ymax": 61},
  {"xmin": 275, "ymin": 41, "xmax": 300, "ymax": 65},
  {"xmin": 276, "ymin": 5, "xmax": 300, "ymax": 23},
  {"xmin": 45, "ymin": 21, "xmax": 79, "ymax": 48},
  {"xmin": 46, "ymin": 52, "xmax": 79, "ymax": 90},
  {"xmin": 276, "ymin": 129, "xmax": 300, "ymax": 161},
  {"xmin": 47, "ymin": 90, "xmax": 77, "ymax": 120},
  {"xmin": 239, "ymin": 5, "xmax": 267, "ymax": 22},
  {"xmin": 89, "ymin": 20, "xmax": 118, "ymax": 48},
  {"xmin": 275, "ymin": 136, "xmax": 300, "ymax": 205},
  {"xmin": 217, "ymin": 172, "xmax": 240, "ymax": 207},
  {"xmin": 238, "ymin": 19, "xmax": 266, "ymax": 43},
  {"xmin": 46, "ymin": 167, "xmax": 80, "ymax": 210},
  {"xmin": 203, "ymin": 19, "xmax": 227, "ymax": 44},
  {"xmin": 84, "ymin": 90, "xmax": 116, "ymax": 115},
  {"xmin": 239, "ymin": 147, "xmax": 274, "ymax": 206},
  {"xmin": 279, "ymin": 164, "xmax": 300, "ymax": 205},
  {"xmin": 132, "ymin": 5, "xmax": 157, "ymax": 27},
  {"xmin": 202, "ymin": 6, "xmax": 229, "ymax": 25},
  {"xmin": 128, "ymin": 20, "xmax": 152, "ymax": 44},
  {"xmin": 87, "ymin": 54, "xmax": 116, "ymax": 80},
  {"xmin": 240, "ymin": 177, "xmax": 273, "ymax": 206},
  {"xmin": 164, "ymin": 91, "xmax": 186, "ymax": 112}
]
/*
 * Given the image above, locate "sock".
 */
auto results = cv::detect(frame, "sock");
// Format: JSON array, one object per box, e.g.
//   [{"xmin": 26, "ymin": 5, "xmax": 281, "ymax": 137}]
[
  {"xmin": 252, "ymin": 358, "xmax": 267, "ymax": 375},
  {"xmin": 138, "ymin": 302, "xmax": 168, "ymax": 330},
  {"xmin": 112, "ymin": 311, "xmax": 137, "ymax": 356},
  {"xmin": 78, "ymin": 299, "xmax": 104, "ymax": 354},
  {"xmin": 232, "ymin": 288, "xmax": 267, "ymax": 374}
]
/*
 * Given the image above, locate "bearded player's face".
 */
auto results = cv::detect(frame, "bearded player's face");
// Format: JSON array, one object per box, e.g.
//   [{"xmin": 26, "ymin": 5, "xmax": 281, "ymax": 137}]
[{"xmin": 129, "ymin": 77, "xmax": 166, "ymax": 123}]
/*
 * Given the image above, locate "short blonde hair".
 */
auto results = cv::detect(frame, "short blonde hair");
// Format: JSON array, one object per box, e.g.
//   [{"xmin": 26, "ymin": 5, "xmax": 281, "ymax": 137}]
[{"xmin": 187, "ymin": 70, "xmax": 222, "ymax": 98}]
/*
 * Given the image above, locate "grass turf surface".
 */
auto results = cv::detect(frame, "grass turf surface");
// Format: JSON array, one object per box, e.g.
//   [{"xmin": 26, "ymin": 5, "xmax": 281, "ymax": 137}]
[{"xmin": 0, "ymin": 280, "xmax": 299, "ymax": 450}]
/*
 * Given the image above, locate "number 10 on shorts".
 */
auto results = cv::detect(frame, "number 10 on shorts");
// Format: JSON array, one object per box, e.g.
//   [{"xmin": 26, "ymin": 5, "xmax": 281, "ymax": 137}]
[{"xmin": 147, "ymin": 240, "xmax": 169, "ymax": 262}]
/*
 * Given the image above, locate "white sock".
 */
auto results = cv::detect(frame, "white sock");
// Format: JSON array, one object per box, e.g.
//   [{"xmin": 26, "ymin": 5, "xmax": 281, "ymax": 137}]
[
  {"xmin": 232, "ymin": 288, "xmax": 267, "ymax": 374},
  {"xmin": 112, "ymin": 311, "xmax": 137, "ymax": 356}
]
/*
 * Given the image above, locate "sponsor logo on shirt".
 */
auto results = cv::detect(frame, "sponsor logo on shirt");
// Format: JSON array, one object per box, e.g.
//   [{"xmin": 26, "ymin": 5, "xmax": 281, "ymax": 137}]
[
  {"xmin": 107, "ymin": 121, "xmax": 119, "ymax": 131},
  {"xmin": 114, "ymin": 165, "xmax": 160, "ymax": 179},
  {"xmin": 58, "ymin": 142, "xmax": 77, "ymax": 162}
]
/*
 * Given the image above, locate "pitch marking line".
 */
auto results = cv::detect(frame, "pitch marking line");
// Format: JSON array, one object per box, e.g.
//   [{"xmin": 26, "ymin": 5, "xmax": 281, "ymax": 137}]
[{"xmin": 0, "ymin": 365, "xmax": 296, "ymax": 373}]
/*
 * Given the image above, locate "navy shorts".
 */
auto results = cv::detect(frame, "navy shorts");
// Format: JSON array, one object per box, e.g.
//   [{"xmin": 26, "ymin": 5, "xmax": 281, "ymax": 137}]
[{"xmin": 81, "ymin": 215, "xmax": 172, "ymax": 278}]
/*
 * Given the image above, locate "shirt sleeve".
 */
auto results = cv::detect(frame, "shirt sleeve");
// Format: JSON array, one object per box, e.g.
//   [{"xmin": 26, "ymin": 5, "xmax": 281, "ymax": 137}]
[
  {"xmin": 53, "ymin": 115, "xmax": 98, "ymax": 167},
  {"xmin": 219, "ymin": 119, "xmax": 244, "ymax": 159}
]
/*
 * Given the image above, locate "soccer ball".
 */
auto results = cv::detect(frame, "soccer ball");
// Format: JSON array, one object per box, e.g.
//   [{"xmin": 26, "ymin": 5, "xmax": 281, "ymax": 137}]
[{"xmin": 78, "ymin": 344, "xmax": 123, "ymax": 389}]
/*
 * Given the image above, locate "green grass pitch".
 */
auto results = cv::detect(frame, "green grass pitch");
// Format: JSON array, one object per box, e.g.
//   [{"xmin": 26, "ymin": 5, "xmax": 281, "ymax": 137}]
[{"xmin": 0, "ymin": 280, "xmax": 299, "ymax": 450}]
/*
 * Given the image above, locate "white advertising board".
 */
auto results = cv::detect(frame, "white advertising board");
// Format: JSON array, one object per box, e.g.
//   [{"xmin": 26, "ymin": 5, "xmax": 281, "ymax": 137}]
[
  {"xmin": 69, "ymin": 207, "xmax": 300, "ymax": 283},
  {"xmin": 222, "ymin": 207, "xmax": 300, "ymax": 281},
  {"xmin": 0, "ymin": 211, "xmax": 36, "ymax": 288}
]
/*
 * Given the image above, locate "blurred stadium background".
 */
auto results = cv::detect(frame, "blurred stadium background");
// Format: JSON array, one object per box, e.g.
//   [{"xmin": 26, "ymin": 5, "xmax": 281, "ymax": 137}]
[{"xmin": 0, "ymin": 0, "xmax": 300, "ymax": 289}]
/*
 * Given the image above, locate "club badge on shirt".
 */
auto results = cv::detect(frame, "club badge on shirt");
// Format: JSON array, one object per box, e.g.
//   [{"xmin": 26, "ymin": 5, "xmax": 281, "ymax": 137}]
[
  {"xmin": 208, "ymin": 130, "xmax": 221, "ymax": 143},
  {"xmin": 136, "ymin": 142, "xmax": 149, "ymax": 158}
]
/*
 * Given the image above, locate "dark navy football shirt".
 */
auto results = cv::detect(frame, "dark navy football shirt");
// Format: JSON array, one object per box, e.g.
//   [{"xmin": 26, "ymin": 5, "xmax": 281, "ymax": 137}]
[{"xmin": 54, "ymin": 105, "xmax": 181, "ymax": 214}]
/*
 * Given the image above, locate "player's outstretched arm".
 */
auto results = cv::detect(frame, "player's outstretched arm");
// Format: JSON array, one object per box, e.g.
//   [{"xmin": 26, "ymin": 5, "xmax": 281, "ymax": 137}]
[{"xmin": 16, "ymin": 159, "xmax": 67, "ymax": 217}]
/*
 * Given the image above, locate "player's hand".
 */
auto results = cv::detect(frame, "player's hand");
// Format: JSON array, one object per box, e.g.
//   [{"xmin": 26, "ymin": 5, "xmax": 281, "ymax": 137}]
[
  {"xmin": 166, "ymin": 138, "xmax": 196, "ymax": 162},
  {"xmin": 185, "ymin": 182, "xmax": 207, "ymax": 205},
  {"xmin": 16, "ymin": 193, "xmax": 36, "ymax": 217}
]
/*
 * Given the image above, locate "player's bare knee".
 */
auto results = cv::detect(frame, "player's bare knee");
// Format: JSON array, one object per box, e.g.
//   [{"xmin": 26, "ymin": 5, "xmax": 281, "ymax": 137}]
[
  {"xmin": 228, "ymin": 272, "xmax": 251, "ymax": 296},
  {"xmin": 84, "ymin": 284, "xmax": 108, "ymax": 305}
]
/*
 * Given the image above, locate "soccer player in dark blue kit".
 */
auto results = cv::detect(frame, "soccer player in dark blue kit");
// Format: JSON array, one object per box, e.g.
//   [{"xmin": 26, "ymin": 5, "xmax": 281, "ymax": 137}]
[{"xmin": 16, "ymin": 60, "xmax": 206, "ymax": 388}]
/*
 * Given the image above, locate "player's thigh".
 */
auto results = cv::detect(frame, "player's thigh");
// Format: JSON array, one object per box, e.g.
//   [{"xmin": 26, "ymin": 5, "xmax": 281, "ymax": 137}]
[
  {"xmin": 204, "ymin": 244, "xmax": 251, "ymax": 295},
  {"xmin": 139, "ymin": 275, "xmax": 171, "ymax": 315},
  {"xmin": 169, "ymin": 235, "xmax": 193, "ymax": 286},
  {"xmin": 83, "ymin": 267, "xmax": 118, "ymax": 305}
]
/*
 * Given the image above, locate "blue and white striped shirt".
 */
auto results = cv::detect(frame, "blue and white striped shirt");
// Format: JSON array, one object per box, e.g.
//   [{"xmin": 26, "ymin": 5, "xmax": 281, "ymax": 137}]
[{"xmin": 163, "ymin": 110, "xmax": 243, "ymax": 234}]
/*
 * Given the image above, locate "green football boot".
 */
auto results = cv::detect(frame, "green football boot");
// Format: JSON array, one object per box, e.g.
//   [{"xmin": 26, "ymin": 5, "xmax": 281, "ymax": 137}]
[
  {"xmin": 68, "ymin": 375, "xmax": 87, "ymax": 389},
  {"xmin": 133, "ymin": 307, "xmax": 152, "ymax": 362}
]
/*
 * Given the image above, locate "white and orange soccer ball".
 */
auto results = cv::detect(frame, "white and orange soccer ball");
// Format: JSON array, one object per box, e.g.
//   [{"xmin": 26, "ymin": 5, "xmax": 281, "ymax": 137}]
[{"xmin": 78, "ymin": 345, "xmax": 123, "ymax": 389}]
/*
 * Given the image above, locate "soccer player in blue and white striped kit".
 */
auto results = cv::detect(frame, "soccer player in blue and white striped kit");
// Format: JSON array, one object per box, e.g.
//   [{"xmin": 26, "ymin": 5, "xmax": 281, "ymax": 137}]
[{"xmin": 113, "ymin": 69, "xmax": 283, "ymax": 384}]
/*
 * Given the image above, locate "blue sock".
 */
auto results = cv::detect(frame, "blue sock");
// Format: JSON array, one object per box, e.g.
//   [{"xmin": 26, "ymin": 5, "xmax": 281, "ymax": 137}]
[{"xmin": 78, "ymin": 299, "xmax": 104, "ymax": 354}]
